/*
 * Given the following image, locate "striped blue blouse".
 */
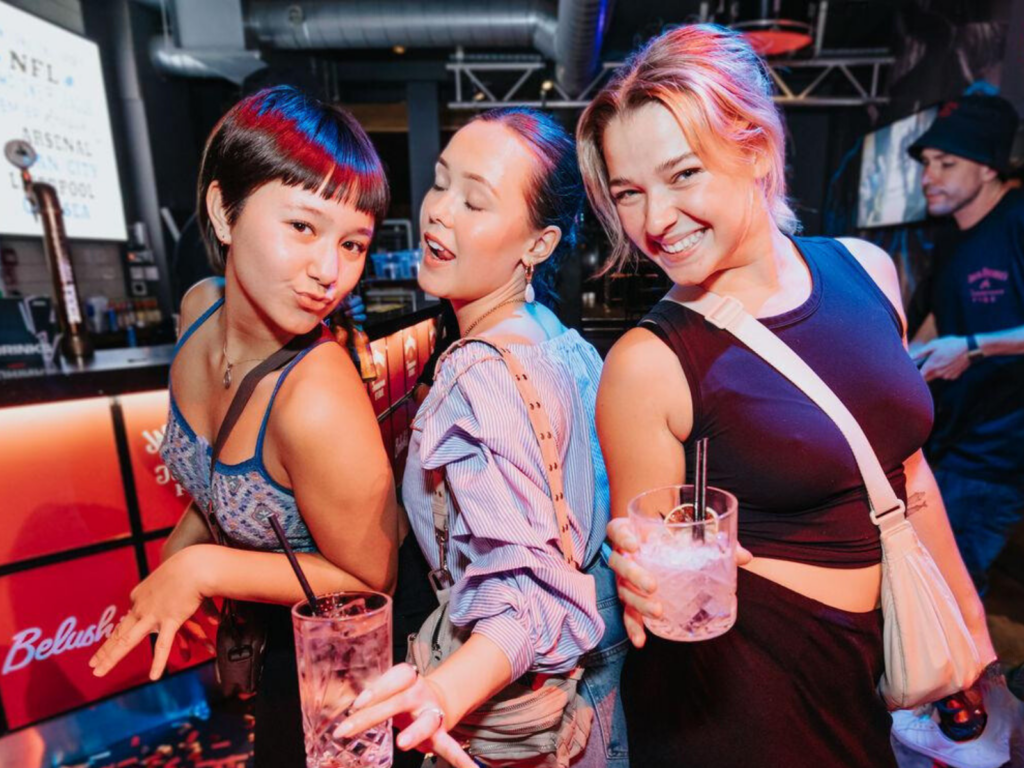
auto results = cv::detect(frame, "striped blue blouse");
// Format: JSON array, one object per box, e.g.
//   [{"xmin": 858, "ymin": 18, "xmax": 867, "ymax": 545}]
[{"xmin": 403, "ymin": 330, "xmax": 610, "ymax": 681}]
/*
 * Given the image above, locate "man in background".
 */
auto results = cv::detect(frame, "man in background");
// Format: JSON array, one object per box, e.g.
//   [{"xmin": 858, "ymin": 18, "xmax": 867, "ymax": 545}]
[{"xmin": 907, "ymin": 94, "xmax": 1024, "ymax": 593}]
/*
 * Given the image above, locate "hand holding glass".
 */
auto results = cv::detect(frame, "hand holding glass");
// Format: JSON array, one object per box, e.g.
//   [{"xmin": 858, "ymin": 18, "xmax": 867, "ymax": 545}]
[
  {"xmin": 292, "ymin": 591, "xmax": 393, "ymax": 767},
  {"xmin": 626, "ymin": 485, "xmax": 739, "ymax": 641}
]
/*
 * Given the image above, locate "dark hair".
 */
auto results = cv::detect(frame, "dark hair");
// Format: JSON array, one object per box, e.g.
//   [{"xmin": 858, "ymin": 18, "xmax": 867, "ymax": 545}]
[
  {"xmin": 470, "ymin": 108, "xmax": 584, "ymax": 307},
  {"xmin": 197, "ymin": 85, "xmax": 390, "ymax": 273}
]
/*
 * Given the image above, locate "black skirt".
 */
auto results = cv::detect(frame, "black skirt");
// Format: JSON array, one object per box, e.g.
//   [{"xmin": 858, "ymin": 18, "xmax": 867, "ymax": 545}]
[
  {"xmin": 252, "ymin": 536, "xmax": 439, "ymax": 768},
  {"xmin": 620, "ymin": 568, "xmax": 896, "ymax": 768}
]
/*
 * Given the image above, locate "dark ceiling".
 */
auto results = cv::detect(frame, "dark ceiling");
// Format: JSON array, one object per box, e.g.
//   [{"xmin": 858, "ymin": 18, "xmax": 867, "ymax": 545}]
[{"xmin": 601, "ymin": 1, "xmax": 897, "ymax": 59}]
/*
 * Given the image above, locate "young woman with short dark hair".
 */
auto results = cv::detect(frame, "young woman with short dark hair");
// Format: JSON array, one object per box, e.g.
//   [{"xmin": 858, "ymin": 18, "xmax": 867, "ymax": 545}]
[{"xmin": 89, "ymin": 85, "xmax": 400, "ymax": 766}]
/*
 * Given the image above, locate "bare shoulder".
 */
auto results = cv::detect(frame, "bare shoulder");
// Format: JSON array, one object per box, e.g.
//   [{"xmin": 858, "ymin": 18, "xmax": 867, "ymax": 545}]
[
  {"xmin": 532, "ymin": 302, "xmax": 567, "ymax": 339},
  {"xmin": 603, "ymin": 326, "xmax": 678, "ymax": 380},
  {"xmin": 486, "ymin": 302, "xmax": 563, "ymax": 344},
  {"xmin": 599, "ymin": 325, "xmax": 690, "ymax": 427},
  {"xmin": 178, "ymin": 277, "xmax": 225, "ymax": 330},
  {"xmin": 274, "ymin": 341, "xmax": 379, "ymax": 446},
  {"xmin": 598, "ymin": 326, "xmax": 693, "ymax": 498}
]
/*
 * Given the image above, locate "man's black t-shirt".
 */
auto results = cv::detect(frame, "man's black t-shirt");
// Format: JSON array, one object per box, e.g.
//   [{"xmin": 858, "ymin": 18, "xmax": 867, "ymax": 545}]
[{"xmin": 923, "ymin": 187, "xmax": 1024, "ymax": 481}]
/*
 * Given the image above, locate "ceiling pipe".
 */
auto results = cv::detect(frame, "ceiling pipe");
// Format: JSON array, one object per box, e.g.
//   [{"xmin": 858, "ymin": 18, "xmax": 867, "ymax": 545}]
[
  {"xmin": 134, "ymin": 0, "xmax": 610, "ymax": 98},
  {"xmin": 149, "ymin": 37, "xmax": 267, "ymax": 85},
  {"xmin": 246, "ymin": 0, "xmax": 558, "ymax": 60},
  {"xmin": 554, "ymin": 0, "xmax": 613, "ymax": 97}
]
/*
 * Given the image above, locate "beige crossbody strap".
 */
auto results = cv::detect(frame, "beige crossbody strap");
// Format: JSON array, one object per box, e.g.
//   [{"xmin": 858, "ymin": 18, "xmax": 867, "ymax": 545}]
[
  {"xmin": 430, "ymin": 336, "xmax": 578, "ymax": 580},
  {"xmin": 671, "ymin": 291, "xmax": 907, "ymax": 534}
]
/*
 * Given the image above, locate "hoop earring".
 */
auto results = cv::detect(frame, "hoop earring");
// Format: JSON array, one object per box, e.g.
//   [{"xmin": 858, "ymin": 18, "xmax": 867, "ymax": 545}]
[{"xmin": 524, "ymin": 264, "xmax": 535, "ymax": 304}]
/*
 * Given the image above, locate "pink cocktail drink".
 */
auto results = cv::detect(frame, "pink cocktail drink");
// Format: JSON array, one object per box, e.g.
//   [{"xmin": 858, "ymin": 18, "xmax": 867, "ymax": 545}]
[
  {"xmin": 292, "ymin": 592, "xmax": 393, "ymax": 768},
  {"xmin": 628, "ymin": 486, "xmax": 739, "ymax": 642}
]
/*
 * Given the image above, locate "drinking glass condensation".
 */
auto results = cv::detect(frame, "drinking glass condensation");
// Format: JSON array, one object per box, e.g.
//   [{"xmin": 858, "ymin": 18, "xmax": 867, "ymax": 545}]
[
  {"xmin": 628, "ymin": 485, "xmax": 739, "ymax": 641},
  {"xmin": 292, "ymin": 591, "xmax": 393, "ymax": 768}
]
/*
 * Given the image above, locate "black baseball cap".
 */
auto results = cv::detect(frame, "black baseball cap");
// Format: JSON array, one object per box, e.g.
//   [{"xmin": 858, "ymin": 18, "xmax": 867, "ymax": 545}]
[{"xmin": 908, "ymin": 95, "xmax": 1020, "ymax": 173}]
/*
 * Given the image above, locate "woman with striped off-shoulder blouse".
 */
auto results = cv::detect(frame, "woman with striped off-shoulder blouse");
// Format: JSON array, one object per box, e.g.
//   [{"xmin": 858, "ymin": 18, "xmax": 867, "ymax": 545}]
[{"xmin": 334, "ymin": 109, "xmax": 629, "ymax": 768}]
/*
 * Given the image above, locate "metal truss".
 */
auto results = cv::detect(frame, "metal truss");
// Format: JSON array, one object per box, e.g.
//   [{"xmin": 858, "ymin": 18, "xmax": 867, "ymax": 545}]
[
  {"xmin": 447, "ymin": 58, "xmax": 620, "ymax": 110},
  {"xmin": 767, "ymin": 56, "xmax": 894, "ymax": 106},
  {"xmin": 447, "ymin": 55, "xmax": 893, "ymax": 110}
]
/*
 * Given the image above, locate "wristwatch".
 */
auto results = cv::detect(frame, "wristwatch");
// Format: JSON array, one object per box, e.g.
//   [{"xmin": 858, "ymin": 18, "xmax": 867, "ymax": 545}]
[{"xmin": 966, "ymin": 334, "xmax": 984, "ymax": 361}]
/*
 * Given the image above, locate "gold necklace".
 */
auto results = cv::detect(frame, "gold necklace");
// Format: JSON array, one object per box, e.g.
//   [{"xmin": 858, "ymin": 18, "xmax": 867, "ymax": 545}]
[
  {"xmin": 222, "ymin": 342, "xmax": 270, "ymax": 389},
  {"xmin": 463, "ymin": 298, "xmax": 525, "ymax": 337}
]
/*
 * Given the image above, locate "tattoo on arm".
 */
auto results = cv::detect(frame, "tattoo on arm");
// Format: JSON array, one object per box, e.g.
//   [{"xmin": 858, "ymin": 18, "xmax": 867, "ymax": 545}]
[{"xmin": 907, "ymin": 491, "xmax": 928, "ymax": 517}]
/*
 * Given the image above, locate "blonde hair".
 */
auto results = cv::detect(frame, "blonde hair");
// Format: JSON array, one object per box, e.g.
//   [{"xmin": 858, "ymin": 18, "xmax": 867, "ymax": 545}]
[{"xmin": 577, "ymin": 24, "xmax": 799, "ymax": 274}]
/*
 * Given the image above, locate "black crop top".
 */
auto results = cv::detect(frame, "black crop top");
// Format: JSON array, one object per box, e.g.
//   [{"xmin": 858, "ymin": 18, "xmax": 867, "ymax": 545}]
[{"xmin": 641, "ymin": 237, "xmax": 934, "ymax": 568}]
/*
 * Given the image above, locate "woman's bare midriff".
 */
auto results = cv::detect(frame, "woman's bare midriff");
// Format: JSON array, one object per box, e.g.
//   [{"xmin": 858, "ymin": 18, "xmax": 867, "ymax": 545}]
[{"xmin": 742, "ymin": 557, "xmax": 882, "ymax": 612}]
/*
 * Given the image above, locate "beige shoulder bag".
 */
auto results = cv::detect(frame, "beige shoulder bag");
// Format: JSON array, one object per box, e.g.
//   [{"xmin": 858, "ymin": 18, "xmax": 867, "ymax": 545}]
[{"xmin": 676, "ymin": 292, "xmax": 987, "ymax": 710}]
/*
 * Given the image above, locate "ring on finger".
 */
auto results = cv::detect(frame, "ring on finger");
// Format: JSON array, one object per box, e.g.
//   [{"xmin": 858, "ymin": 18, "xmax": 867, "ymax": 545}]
[{"xmin": 413, "ymin": 706, "xmax": 446, "ymax": 729}]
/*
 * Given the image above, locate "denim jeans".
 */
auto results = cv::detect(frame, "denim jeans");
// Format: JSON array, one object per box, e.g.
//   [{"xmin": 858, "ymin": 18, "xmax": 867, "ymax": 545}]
[
  {"xmin": 933, "ymin": 466, "xmax": 1024, "ymax": 594},
  {"xmin": 428, "ymin": 548, "xmax": 630, "ymax": 768}
]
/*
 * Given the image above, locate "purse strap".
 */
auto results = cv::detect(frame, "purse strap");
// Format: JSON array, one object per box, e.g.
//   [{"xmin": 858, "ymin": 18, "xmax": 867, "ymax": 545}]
[
  {"xmin": 203, "ymin": 327, "xmax": 324, "ymax": 546},
  {"xmin": 427, "ymin": 336, "xmax": 579, "ymax": 593},
  {"xmin": 669, "ymin": 290, "xmax": 907, "ymax": 534}
]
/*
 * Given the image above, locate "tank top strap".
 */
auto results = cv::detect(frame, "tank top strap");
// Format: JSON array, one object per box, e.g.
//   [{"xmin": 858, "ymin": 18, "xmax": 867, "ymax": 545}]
[
  {"xmin": 639, "ymin": 300, "xmax": 689, "ymax": 351},
  {"xmin": 254, "ymin": 333, "xmax": 333, "ymax": 457},
  {"xmin": 174, "ymin": 296, "xmax": 224, "ymax": 354}
]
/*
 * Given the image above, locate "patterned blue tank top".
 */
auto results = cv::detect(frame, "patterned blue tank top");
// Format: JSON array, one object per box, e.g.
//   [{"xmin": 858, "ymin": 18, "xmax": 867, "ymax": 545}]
[{"xmin": 159, "ymin": 297, "xmax": 325, "ymax": 553}]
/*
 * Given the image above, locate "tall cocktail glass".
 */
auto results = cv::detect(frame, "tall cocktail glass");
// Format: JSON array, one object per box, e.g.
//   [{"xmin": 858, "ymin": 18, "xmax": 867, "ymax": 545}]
[{"xmin": 292, "ymin": 591, "xmax": 393, "ymax": 767}]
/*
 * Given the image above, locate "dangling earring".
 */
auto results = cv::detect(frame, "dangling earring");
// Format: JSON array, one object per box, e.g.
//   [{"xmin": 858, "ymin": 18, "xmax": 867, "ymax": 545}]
[{"xmin": 524, "ymin": 264, "xmax": 535, "ymax": 304}]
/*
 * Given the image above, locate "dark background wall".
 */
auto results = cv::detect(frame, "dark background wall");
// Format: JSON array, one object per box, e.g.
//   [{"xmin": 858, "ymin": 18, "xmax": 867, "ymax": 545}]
[
  {"xmin": 7, "ymin": 0, "xmax": 1022, "ymax": 323},
  {"xmin": 818, "ymin": 0, "xmax": 1020, "ymax": 317}
]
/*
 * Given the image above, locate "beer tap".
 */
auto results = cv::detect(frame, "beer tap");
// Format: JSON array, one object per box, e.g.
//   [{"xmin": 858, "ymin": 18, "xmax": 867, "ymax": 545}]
[{"xmin": 5, "ymin": 139, "xmax": 94, "ymax": 362}]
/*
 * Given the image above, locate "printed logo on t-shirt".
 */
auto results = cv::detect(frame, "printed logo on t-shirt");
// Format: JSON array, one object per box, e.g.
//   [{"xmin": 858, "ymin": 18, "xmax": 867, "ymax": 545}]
[{"xmin": 967, "ymin": 267, "xmax": 1008, "ymax": 304}]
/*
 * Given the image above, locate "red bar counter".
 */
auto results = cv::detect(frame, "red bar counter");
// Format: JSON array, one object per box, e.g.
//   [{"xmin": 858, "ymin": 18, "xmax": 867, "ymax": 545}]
[{"xmin": 0, "ymin": 300, "xmax": 439, "ymax": 735}]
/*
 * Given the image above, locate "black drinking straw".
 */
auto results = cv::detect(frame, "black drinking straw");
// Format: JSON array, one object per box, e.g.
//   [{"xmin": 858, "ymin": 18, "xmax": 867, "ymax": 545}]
[
  {"xmin": 694, "ymin": 437, "xmax": 709, "ymax": 527},
  {"xmin": 268, "ymin": 513, "xmax": 320, "ymax": 616}
]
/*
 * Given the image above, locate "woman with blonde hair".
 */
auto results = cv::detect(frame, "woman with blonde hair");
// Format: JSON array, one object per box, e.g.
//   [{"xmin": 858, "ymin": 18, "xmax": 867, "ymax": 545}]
[{"xmin": 577, "ymin": 24, "xmax": 995, "ymax": 766}]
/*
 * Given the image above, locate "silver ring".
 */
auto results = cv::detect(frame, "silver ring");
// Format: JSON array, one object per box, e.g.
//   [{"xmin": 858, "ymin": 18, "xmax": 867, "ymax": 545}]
[{"xmin": 414, "ymin": 706, "xmax": 446, "ymax": 728}]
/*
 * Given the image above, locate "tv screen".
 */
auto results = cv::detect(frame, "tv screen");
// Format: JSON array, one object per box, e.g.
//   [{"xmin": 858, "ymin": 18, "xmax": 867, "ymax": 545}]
[
  {"xmin": 857, "ymin": 107, "xmax": 937, "ymax": 229},
  {"xmin": 0, "ymin": 1, "xmax": 127, "ymax": 241}
]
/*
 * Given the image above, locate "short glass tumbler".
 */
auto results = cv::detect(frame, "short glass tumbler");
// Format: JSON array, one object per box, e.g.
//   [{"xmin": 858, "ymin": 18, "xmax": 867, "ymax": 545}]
[{"xmin": 627, "ymin": 485, "xmax": 739, "ymax": 642}]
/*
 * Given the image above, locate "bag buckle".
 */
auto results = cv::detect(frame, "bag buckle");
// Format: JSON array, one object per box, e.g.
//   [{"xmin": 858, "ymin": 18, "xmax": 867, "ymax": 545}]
[
  {"xmin": 428, "ymin": 567, "xmax": 454, "ymax": 593},
  {"xmin": 226, "ymin": 643, "xmax": 254, "ymax": 663},
  {"xmin": 870, "ymin": 500, "xmax": 906, "ymax": 526},
  {"xmin": 704, "ymin": 296, "xmax": 745, "ymax": 330}
]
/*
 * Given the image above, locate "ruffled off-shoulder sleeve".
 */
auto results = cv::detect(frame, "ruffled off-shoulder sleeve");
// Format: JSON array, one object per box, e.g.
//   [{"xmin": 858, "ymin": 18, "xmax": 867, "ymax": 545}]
[{"xmin": 416, "ymin": 345, "xmax": 604, "ymax": 680}]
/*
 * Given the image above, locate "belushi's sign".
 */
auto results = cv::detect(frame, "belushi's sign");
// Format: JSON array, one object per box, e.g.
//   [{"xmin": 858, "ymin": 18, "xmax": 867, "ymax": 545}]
[
  {"xmin": 0, "ymin": 549, "xmax": 152, "ymax": 728},
  {"xmin": 3, "ymin": 604, "xmax": 118, "ymax": 675}
]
